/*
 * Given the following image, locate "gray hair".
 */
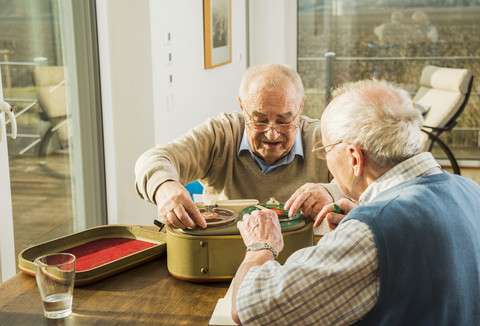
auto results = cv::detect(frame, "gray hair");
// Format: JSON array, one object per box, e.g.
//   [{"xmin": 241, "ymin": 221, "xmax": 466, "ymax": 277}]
[
  {"xmin": 391, "ymin": 11, "xmax": 404, "ymax": 23},
  {"xmin": 238, "ymin": 63, "xmax": 305, "ymax": 106},
  {"xmin": 323, "ymin": 79, "xmax": 424, "ymax": 168},
  {"xmin": 412, "ymin": 11, "xmax": 428, "ymax": 24}
]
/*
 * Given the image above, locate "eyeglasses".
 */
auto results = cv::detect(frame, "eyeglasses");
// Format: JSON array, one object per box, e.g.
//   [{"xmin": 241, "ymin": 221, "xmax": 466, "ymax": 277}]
[
  {"xmin": 244, "ymin": 110, "xmax": 300, "ymax": 133},
  {"xmin": 312, "ymin": 140, "xmax": 344, "ymax": 160}
]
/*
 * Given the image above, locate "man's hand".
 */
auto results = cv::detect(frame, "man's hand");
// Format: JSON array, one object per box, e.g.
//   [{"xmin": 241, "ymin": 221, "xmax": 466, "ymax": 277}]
[
  {"xmin": 232, "ymin": 209, "xmax": 284, "ymax": 325},
  {"xmin": 284, "ymin": 183, "xmax": 334, "ymax": 219},
  {"xmin": 154, "ymin": 181, "xmax": 207, "ymax": 229},
  {"xmin": 314, "ymin": 198, "xmax": 357, "ymax": 230},
  {"xmin": 237, "ymin": 209, "xmax": 284, "ymax": 254}
]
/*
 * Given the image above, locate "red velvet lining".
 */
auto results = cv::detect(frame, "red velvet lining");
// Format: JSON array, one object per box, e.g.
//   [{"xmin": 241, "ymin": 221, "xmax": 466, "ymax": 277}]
[{"xmin": 61, "ymin": 238, "xmax": 157, "ymax": 271}]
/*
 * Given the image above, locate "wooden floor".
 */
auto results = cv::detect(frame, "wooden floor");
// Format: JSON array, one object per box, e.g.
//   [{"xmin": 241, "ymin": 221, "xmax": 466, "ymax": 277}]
[{"xmin": 8, "ymin": 153, "xmax": 73, "ymax": 272}]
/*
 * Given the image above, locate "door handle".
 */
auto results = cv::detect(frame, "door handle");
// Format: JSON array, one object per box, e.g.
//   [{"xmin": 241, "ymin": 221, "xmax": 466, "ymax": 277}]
[{"xmin": 0, "ymin": 101, "xmax": 17, "ymax": 139}]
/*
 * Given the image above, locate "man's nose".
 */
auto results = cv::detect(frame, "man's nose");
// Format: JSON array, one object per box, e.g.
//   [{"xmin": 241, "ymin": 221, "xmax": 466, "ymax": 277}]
[{"xmin": 264, "ymin": 125, "xmax": 280, "ymax": 139}]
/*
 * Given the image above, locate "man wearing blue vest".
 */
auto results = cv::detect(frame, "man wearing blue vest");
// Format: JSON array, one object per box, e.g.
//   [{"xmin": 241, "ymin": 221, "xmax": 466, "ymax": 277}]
[{"xmin": 231, "ymin": 79, "xmax": 480, "ymax": 325}]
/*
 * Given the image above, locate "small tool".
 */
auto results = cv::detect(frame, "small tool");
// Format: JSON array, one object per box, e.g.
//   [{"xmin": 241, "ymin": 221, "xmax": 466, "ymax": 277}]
[{"xmin": 153, "ymin": 219, "xmax": 165, "ymax": 232}]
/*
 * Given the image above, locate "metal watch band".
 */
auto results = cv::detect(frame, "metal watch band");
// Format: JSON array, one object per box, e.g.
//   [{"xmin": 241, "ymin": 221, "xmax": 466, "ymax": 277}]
[{"xmin": 246, "ymin": 242, "xmax": 278, "ymax": 259}]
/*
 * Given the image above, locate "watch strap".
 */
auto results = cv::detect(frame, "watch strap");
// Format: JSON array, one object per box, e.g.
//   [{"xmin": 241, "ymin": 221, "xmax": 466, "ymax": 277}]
[{"xmin": 246, "ymin": 242, "xmax": 278, "ymax": 259}]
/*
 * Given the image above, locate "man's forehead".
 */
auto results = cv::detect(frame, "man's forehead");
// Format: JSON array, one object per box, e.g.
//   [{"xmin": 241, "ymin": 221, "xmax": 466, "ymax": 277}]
[
  {"xmin": 247, "ymin": 76, "xmax": 297, "ymax": 96},
  {"xmin": 248, "ymin": 94, "xmax": 299, "ymax": 115},
  {"xmin": 245, "ymin": 88, "xmax": 299, "ymax": 113}
]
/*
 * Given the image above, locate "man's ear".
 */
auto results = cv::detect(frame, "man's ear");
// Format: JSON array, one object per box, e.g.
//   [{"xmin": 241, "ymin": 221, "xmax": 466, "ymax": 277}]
[
  {"xmin": 300, "ymin": 95, "xmax": 306, "ymax": 113},
  {"xmin": 238, "ymin": 97, "xmax": 244, "ymax": 111},
  {"xmin": 348, "ymin": 145, "xmax": 364, "ymax": 177}
]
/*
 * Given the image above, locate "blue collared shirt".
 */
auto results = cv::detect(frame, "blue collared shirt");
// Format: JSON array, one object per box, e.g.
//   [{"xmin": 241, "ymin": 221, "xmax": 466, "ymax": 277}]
[{"xmin": 238, "ymin": 130, "xmax": 304, "ymax": 174}]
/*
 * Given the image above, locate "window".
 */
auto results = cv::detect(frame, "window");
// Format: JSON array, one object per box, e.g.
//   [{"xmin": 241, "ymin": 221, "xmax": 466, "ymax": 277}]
[
  {"xmin": 0, "ymin": 0, "xmax": 105, "ymax": 270},
  {"xmin": 297, "ymin": 1, "xmax": 480, "ymax": 164}
]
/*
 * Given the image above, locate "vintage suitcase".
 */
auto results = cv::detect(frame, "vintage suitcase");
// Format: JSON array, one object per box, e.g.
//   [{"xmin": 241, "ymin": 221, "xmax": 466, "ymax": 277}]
[{"xmin": 164, "ymin": 202, "xmax": 314, "ymax": 282}]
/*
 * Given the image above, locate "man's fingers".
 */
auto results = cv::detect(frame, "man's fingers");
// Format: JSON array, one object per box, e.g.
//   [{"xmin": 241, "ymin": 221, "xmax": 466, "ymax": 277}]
[
  {"xmin": 336, "ymin": 198, "xmax": 357, "ymax": 214},
  {"xmin": 309, "ymin": 203, "xmax": 325, "ymax": 220},
  {"xmin": 172, "ymin": 205, "xmax": 197, "ymax": 229},
  {"xmin": 285, "ymin": 184, "xmax": 312, "ymax": 211},
  {"xmin": 164, "ymin": 210, "xmax": 188, "ymax": 229},
  {"xmin": 326, "ymin": 213, "xmax": 343, "ymax": 230},
  {"xmin": 155, "ymin": 181, "xmax": 208, "ymax": 229},
  {"xmin": 286, "ymin": 183, "xmax": 335, "ymax": 218},
  {"xmin": 299, "ymin": 196, "xmax": 321, "ymax": 218},
  {"xmin": 284, "ymin": 188, "xmax": 303, "ymax": 210},
  {"xmin": 238, "ymin": 212, "xmax": 284, "ymax": 253},
  {"xmin": 287, "ymin": 192, "xmax": 310, "ymax": 217},
  {"xmin": 314, "ymin": 212, "xmax": 326, "ymax": 227},
  {"xmin": 185, "ymin": 203, "xmax": 207, "ymax": 228},
  {"xmin": 314, "ymin": 204, "xmax": 331, "ymax": 227}
]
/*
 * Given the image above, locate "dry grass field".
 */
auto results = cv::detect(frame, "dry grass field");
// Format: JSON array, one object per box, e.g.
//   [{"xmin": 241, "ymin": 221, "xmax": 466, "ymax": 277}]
[{"xmin": 297, "ymin": 6, "xmax": 480, "ymax": 154}]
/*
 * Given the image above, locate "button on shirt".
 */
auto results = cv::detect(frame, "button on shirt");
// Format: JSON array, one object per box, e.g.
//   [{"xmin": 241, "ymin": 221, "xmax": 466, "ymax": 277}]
[
  {"xmin": 238, "ymin": 130, "xmax": 304, "ymax": 174},
  {"xmin": 236, "ymin": 152, "xmax": 441, "ymax": 325}
]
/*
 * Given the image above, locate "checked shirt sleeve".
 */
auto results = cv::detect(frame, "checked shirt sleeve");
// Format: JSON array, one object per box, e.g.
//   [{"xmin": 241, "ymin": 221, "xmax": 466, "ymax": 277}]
[{"xmin": 236, "ymin": 220, "xmax": 379, "ymax": 326}]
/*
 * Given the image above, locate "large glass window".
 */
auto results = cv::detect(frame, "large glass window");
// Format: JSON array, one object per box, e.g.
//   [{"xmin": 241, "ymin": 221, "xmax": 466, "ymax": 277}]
[
  {"xmin": 298, "ymin": 1, "xmax": 480, "ymax": 169},
  {"xmin": 0, "ymin": 0, "xmax": 105, "ymax": 271}
]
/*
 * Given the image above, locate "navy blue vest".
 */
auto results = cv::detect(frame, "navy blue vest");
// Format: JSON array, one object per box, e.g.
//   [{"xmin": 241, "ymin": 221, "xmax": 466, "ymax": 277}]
[{"xmin": 344, "ymin": 172, "xmax": 480, "ymax": 325}]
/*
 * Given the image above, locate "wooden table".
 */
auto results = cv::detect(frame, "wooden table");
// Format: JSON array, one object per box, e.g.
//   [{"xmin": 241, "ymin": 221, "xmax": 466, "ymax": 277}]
[{"xmin": 0, "ymin": 255, "xmax": 230, "ymax": 325}]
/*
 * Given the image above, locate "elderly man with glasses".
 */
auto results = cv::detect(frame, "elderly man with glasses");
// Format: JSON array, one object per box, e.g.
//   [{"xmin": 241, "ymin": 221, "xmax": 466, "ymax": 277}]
[
  {"xmin": 135, "ymin": 63, "xmax": 343, "ymax": 229},
  {"xmin": 231, "ymin": 79, "xmax": 480, "ymax": 325}
]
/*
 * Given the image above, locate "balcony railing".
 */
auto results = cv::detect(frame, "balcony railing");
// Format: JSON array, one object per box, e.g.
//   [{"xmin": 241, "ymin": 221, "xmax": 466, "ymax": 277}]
[
  {"xmin": 0, "ymin": 59, "xmax": 42, "ymax": 154},
  {"xmin": 298, "ymin": 53, "xmax": 480, "ymax": 150}
]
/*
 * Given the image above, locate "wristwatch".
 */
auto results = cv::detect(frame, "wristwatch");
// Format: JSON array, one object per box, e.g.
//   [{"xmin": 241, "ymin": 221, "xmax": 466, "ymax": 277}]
[{"xmin": 246, "ymin": 242, "xmax": 278, "ymax": 259}]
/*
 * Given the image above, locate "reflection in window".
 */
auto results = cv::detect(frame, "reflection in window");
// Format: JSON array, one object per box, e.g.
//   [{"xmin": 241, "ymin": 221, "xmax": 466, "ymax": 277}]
[
  {"xmin": 0, "ymin": 0, "xmax": 73, "ymax": 271},
  {"xmin": 298, "ymin": 1, "xmax": 480, "ymax": 163}
]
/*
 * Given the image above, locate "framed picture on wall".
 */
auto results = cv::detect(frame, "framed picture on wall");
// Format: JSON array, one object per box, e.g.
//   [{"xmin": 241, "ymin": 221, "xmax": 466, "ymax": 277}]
[{"xmin": 203, "ymin": 0, "xmax": 231, "ymax": 69}]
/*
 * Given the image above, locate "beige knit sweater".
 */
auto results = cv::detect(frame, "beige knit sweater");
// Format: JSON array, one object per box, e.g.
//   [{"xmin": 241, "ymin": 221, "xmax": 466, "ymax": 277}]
[{"xmin": 135, "ymin": 112, "xmax": 343, "ymax": 205}]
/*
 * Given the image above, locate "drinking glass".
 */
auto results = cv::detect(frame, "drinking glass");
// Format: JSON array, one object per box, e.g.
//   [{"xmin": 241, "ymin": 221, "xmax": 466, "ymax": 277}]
[{"xmin": 34, "ymin": 253, "xmax": 76, "ymax": 319}]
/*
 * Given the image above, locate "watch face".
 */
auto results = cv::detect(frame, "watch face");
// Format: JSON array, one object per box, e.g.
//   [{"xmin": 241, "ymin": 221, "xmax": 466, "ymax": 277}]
[{"xmin": 249, "ymin": 243, "xmax": 265, "ymax": 250}]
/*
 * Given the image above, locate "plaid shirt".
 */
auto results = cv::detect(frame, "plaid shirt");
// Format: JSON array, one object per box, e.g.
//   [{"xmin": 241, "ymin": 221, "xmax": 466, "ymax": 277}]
[{"xmin": 236, "ymin": 152, "xmax": 441, "ymax": 325}]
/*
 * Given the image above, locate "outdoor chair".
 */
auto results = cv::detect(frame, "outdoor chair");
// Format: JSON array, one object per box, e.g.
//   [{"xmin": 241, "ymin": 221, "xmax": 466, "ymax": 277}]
[
  {"xmin": 34, "ymin": 65, "xmax": 69, "ymax": 178},
  {"xmin": 413, "ymin": 65, "xmax": 474, "ymax": 175}
]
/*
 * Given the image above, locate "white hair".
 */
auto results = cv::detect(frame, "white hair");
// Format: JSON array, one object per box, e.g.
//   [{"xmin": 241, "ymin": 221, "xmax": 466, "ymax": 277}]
[
  {"xmin": 238, "ymin": 63, "xmax": 305, "ymax": 106},
  {"xmin": 323, "ymin": 79, "xmax": 424, "ymax": 168},
  {"xmin": 391, "ymin": 11, "xmax": 404, "ymax": 23},
  {"xmin": 412, "ymin": 11, "xmax": 428, "ymax": 24}
]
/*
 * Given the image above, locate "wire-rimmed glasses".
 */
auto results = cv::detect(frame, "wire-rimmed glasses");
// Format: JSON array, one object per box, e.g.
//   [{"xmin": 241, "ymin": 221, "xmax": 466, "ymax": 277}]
[
  {"xmin": 312, "ymin": 140, "xmax": 344, "ymax": 160},
  {"xmin": 244, "ymin": 110, "xmax": 300, "ymax": 133}
]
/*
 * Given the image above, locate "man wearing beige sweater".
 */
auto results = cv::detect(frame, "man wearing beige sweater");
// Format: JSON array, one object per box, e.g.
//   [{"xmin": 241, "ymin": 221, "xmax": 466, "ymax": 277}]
[{"xmin": 135, "ymin": 63, "xmax": 343, "ymax": 229}]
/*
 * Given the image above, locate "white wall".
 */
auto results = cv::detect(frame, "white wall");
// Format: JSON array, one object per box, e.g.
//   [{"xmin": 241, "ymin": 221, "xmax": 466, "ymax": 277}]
[
  {"xmin": 96, "ymin": 0, "xmax": 297, "ymax": 226},
  {"xmin": 97, "ymin": 0, "xmax": 157, "ymax": 225},
  {"xmin": 149, "ymin": 0, "xmax": 247, "ymax": 143},
  {"xmin": 97, "ymin": 0, "xmax": 247, "ymax": 225},
  {"xmin": 248, "ymin": 0, "xmax": 297, "ymax": 67}
]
